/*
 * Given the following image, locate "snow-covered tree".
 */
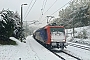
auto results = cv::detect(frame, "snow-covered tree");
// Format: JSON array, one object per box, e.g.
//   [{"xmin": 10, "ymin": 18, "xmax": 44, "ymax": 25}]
[
  {"xmin": 53, "ymin": 0, "xmax": 90, "ymax": 28},
  {"xmin": 0, "ymin": 9, "xmax": 24, "ymax": 42}
]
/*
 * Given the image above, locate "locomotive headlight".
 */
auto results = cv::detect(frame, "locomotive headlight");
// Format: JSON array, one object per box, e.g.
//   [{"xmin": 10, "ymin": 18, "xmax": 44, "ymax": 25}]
[
  {"xmin": 51, "ymin": 39, "xmax": 54, "ymax": 42},
  {"xmin": 63, "ymin": 40, "xmax": 65, "ymax": 42}
]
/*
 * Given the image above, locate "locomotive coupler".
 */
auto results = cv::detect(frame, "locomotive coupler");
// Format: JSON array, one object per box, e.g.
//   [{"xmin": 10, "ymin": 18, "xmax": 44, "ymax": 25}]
[{"xmin": 56, "ymin": 42, "xmax": 60, "ymax": 48}]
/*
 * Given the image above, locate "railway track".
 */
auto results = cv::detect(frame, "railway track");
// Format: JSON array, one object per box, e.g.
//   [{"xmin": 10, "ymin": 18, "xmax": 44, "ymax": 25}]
[
  {"xmin": 50, "ymin": 49, "xmax": 82, "ymax": 60},
  {"xmin": 50, "ymin": 50, "xmax": 66, "ymax": 60},
  {"xmin": 34, "ymin": 39, "xmax": 82, "ymax": 60},
  {"xmin": 68, "ymin": 42, "xmax": 90, "ymax": 51}
]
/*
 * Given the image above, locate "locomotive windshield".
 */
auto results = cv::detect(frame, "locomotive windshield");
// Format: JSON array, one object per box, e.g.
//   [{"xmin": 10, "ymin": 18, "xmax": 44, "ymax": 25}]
[{"xmin": 50, "ymin": 27, "xmax": 64, "ymax": 33}]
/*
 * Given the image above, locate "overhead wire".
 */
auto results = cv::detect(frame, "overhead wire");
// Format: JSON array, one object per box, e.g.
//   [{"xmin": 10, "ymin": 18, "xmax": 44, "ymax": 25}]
[
  {"xmin": 41, "ymin": 0, "xmax": 47, "ymax": 15},
  {"xmin": 42, "ymin": 0, "xmax": 47, "ymax": 9},
  {"xmin": 51, "ymin": 0, "xmax": 73, "ymax": 15},
  {"xmin": 24, "ymin": 0, "xmax": 33, "ymax": 18},
  {"xmin": 40, "ymin": 0, "xmax": 57, "ymax": 20},
  {"xmin": 40, "ymin": 0, "xmax": 73, "ymax": 25},
  {"xmin": 43, "ymin": 0, "xmax": 47, "ymax": 11},
  {"xmin": 24, "ymin": 0, "xmax": 37, "ymax": 20},
  {"xmin": 44, "ymin": 0, "xmax": 57, "ymax": 14},
  {"xmin": 39, "ymin": 0, "xmax": 58, "ymax": 24},
  {"xmin": 41, "ymin": 0, "xmax": 45, "ymax": 15},
  {"xmin": 39, "ymin": 0, "xmax": 47, "ymax": 20}
]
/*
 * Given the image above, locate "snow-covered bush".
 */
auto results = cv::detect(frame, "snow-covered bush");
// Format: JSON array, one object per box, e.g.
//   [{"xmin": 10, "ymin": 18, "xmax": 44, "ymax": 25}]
[
  {"xmin": 75, "ymin": 29, "xmax": 88, "ymax": 39},
  {"xmin": 0, "ymin": 9, "xmax": 24, "ymax": 44}
]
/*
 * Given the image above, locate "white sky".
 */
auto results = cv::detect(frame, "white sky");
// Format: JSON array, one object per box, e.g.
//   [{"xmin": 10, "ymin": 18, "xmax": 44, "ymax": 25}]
[{"xmin": 0, "ymin": 0, "xmax": 71, "ymax": 27}]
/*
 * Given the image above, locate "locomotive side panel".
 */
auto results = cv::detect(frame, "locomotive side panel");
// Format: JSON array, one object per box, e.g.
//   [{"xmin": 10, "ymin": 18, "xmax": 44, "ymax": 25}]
[{"xmin": 34, "ymin": 28, "xmax": 48, "ymax": 43}]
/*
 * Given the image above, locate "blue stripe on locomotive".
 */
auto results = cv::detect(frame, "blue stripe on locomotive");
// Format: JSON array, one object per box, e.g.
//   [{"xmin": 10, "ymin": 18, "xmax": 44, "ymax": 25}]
[{"xmin": 38, "ymin": 28, "xmax": 48, "ymax": 41}]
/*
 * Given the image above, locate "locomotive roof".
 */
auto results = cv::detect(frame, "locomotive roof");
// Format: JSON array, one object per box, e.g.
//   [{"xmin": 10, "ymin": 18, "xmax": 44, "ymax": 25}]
[
  {"xmin": 35, "ymin": 25, "xmax": 64, "ymax": 32},
  {"xmin": 44, "ymin": 25, "xmax": 64, "ymax": 29}
]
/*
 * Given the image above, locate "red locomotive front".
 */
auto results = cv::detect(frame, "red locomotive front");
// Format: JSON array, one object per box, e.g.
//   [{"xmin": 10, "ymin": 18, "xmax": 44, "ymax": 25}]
[{"xmin": 45, "ymin": 26, "xmax": 66, "ymax": 49}]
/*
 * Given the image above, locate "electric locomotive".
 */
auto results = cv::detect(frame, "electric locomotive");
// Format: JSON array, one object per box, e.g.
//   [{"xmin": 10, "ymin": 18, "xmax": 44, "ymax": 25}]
[{"xmin": 33, "ymin": 25, "xmax": 67, "ymax": 49}]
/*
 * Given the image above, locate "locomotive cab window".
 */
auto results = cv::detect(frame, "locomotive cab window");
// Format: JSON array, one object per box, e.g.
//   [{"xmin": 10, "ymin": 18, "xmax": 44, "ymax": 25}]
[{"xmin": 50, "ymin": 27, "xmax": 65, "ymax": 34}]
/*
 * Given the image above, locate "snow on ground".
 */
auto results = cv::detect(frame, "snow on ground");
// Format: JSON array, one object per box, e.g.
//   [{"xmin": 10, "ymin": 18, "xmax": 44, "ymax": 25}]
[
  {"xmin": 66, "ymin": 26, "xmax": 90, "ymax": 46},
  {"xmin": 65, "ymin": 26, "xmax": 90, "ymax": 60},
  {"xmin": 0, "ymin": 36, "xmax": 61, "ymax": 60},
  {"xmin": 67, "ymin": 45, "xmax": 90, "ymax": 60},
  {"xmin": 0, "ymin": 26, "xmax": 90, "ymax": 60}
]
